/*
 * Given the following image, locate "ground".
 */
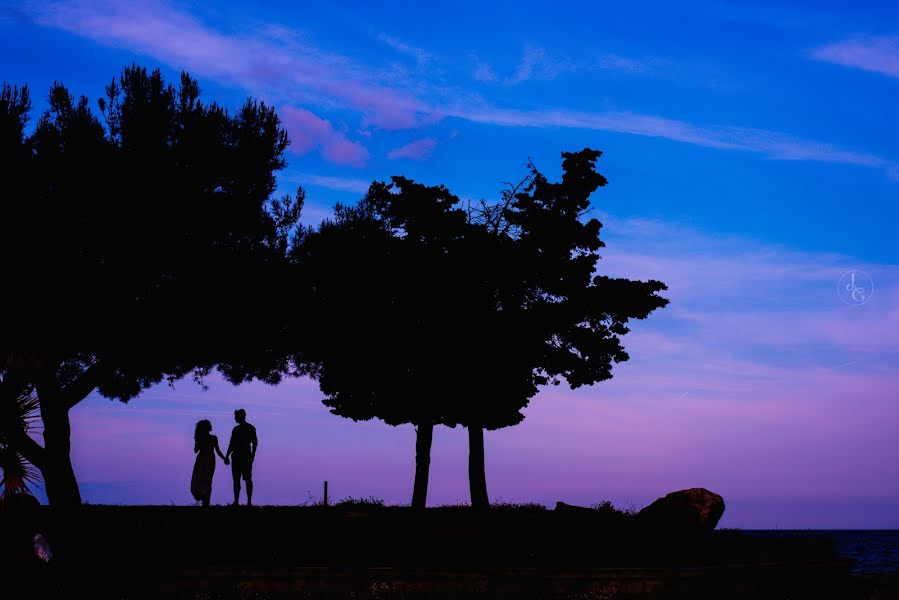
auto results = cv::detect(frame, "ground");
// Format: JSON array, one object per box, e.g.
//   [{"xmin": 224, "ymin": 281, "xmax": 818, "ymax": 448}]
[{"xmin": 6, "ymin": 502, "xmax": 898, "ymax": 599}]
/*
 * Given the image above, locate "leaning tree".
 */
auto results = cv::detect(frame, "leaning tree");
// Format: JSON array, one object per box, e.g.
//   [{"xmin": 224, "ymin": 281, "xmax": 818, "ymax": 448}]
[{"xmin": 0, "ymin": 67, "xmax": 302, "ymax": 506}]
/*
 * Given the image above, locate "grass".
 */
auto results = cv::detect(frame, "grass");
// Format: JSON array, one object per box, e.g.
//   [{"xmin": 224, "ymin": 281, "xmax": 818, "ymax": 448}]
[{"xmin": 332, "ymin": 495, "xmax": 386, "ymax": 510}]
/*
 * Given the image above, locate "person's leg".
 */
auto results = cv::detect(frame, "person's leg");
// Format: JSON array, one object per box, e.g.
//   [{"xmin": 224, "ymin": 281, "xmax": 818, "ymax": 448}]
[
  {"xmin": 244, "ymin": 461, "xmax": 253, "ymax": 506},
  {"xmin": 232, "ymin": 462, "xmax": 241, "ymax": 505}
]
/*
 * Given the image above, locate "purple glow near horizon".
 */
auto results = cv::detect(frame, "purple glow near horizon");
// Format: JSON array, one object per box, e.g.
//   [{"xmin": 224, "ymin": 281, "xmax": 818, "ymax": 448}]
[
  {"xmin": 47, "ymin": 217, "xmax": 899, "ymax": 528},
  {"xmin": 6, "ymin": 0, "xmax": 899, "ymax": 527}
]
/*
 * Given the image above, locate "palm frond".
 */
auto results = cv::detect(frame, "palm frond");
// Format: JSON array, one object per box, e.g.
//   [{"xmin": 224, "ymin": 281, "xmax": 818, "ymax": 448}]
[
  {"xmin": 0, "ymin": 391, "xmax": 41, "ymax": 437},
  {"xmin": 0, "ymin": 446, "xmax": 39, "ymax": 498},
  {"xmin": 0, "ymin": 391, "xmax": 43, "ymax": 497},
  {"xmin": 15, "ymin": 392, "xmax": 41, "ymax": 433}
]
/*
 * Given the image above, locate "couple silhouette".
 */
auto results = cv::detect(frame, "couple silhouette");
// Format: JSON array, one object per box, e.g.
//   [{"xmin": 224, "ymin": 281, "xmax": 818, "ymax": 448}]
[{"xmin": 191, "ymin": 409, "xmax": 258, "ymax": 506}]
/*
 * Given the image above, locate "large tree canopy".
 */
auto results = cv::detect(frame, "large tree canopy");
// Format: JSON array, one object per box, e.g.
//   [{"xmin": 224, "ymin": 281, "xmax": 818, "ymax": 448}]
[
  {"xmin": 296, "ymin": 149, "xmax": 669, "ymax": 508},
  {"xmin": 0, "ymin": 66, "xmax": 302, "ymax": 506}
]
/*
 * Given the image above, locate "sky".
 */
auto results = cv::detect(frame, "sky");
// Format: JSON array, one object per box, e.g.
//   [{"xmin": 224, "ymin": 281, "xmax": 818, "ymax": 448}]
[{"xmin": 3, "ymin": 0, "xmax": 898, "ymax": 528}]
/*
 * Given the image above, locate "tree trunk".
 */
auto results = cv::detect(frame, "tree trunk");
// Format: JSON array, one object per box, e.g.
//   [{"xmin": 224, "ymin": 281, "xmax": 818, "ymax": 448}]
[
  {"xmin": 468, "ymin": 425, "xmax": 489, "ymax": 509},
  {"xmin": 38, "ymin": 394, "xmax": 82, "ymax": 507},
  {"xmin": 411, "ymin": 422, "xmax": 433, "ymax": 509},
  {"xmin": 30, "ymin": 357, "xmax": 110, "ymax": 507}
]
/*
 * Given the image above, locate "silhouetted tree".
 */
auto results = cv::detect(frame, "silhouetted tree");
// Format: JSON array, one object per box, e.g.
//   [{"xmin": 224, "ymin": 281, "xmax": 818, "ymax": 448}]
[
  {"xmin": 294, "ymin": 178, "xmax": 469, "ymax": 509},
  {"xmin": 297, "ymin": 150, "xmax": 667, "ymax": 509},
  {"xmin": 0, "ymin": 67, "xmax": 302, "ymax": 506},
  {"xmin": 459, "ymin": 150, "xmax": 669, "ymax": 508}
]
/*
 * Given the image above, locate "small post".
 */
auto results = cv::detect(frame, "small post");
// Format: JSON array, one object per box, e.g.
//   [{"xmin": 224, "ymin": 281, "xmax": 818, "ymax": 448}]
[{"xmin": 323, "ymin": 480, "xmax": 329, "ymax": 506}]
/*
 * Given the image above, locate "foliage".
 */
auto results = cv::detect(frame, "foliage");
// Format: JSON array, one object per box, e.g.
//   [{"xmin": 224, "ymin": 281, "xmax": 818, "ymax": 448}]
[
  {"xmin": 463, "ymin": 150, "xmax": 669, "ymax": 410},
  {"xmin": 300, "ymin": 149, "xmax": 668, "ymax": 431},
  {"xmin": 591, "ymin": 500, "xmax": 637, "ymax": 517},
  {"xmin": 0, "ymin": 390, "xmax": 41, "ymax": 497},
  {"xmin": 0, "ymin": 66, "xmax": 303, "ymax": 504},
  {"xmin": 294, "ymin": 178, "xmax": 469, "ymax": 429}
]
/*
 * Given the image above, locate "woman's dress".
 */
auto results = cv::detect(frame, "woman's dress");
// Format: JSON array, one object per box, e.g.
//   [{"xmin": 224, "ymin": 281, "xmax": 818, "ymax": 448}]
[{"xmin": 190, "ymin": 435, "xmax": 217, "ymax": 502}]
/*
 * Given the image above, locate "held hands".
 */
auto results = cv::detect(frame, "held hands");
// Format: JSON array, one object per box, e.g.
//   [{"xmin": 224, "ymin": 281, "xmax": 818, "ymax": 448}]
[{"xmin": 223, "ymin": 457, "xmax": 230, "ymax": 465}]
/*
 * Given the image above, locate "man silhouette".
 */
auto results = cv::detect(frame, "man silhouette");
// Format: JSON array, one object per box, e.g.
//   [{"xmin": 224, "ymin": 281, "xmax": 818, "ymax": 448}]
[{"xmin": 225, "ymin": 409, "xmax": 258, "ymax": 506}]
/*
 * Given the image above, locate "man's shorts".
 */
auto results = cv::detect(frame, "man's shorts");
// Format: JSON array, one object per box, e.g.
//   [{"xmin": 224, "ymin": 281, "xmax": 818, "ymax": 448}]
[{"xmin": 231, "ymin": 455, "xmax": 253, "ymax": 482}]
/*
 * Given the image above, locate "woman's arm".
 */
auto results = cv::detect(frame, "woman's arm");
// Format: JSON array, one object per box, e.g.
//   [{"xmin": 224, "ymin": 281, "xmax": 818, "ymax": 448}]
[
  {"xmin": 194, "ymin": 441, "xmax": 200, "ymax": 454},
  {"xmin": 213, "ymin": 436, "xmax": 226, "ymax": 461}
]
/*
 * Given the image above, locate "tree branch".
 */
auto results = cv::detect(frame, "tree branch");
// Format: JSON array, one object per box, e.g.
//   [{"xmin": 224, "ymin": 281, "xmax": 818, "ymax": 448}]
[
  {"xmin": 7, "ymin": 428, "xmax": 46, "ymax": 470},
  {"xmin": 61, "ymin": 361, "xmax": 112, "ymax": 410}
]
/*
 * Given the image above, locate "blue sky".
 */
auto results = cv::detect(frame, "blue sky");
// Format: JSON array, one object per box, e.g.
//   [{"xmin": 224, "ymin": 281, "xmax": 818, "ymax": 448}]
[{"xmin": 4, "ymin": 1, "xmax": 898, "ymax": 526}]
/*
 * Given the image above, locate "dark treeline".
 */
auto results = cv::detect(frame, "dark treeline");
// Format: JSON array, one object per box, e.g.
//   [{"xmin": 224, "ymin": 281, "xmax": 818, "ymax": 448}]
[{"xmin": 0, "ymin": 66, "xmax": 668, "ymax": 508}]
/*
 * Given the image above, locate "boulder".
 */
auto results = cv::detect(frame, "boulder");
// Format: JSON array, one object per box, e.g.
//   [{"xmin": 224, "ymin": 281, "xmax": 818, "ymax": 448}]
[{"xmin": 637, "ymin": 488, "xmax": 725, "ymax": 531}]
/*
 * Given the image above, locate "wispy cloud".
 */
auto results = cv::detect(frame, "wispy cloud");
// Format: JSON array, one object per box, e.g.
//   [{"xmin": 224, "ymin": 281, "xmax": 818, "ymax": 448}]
[
  {"xmin": 387, "ymin": 137, "xmax": 438, "ymax": 161},
  {"xmin": 472, "ymin": 57, "xmax": 499, "ymax": 83},
  {"xmin": 595, "ymin": 52, "xmax": 657, "ymax": 74},
  {"xmin": 376, "ymin": 33, "xmax": 433, "ymax": 67},
  {"xmin": 24, "ymin": 1, "xmax": 899, "ymax": 179},
  {"xmin": 812, "ymin": 35, "xmax": 899, "ymax": 79},
  {"xmin": 475, "ymin": 45, "xmax": 660, "ymax": 85},
  {"xmin": 295, "ymin": 173, "xmax": 373, "ymax": 195},
  {"xmin": 507, "ymin": 45, "xmax": 570, "ymax": 84},
  {"xmin": 449, "ymin": 106, "xmax": 898, "ymax": 176},
  {"xmin": 27, "ymin": 0, "xmax": 430, "ymax": 131},
  {"xmin": 595, "ymin": 212, "xmax": 899, "ymax": 358}
]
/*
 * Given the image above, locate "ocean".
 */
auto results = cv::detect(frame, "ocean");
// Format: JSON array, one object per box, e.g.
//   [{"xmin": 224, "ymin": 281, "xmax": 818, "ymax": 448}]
[{"xmin": 749, "ymin": 530, "xmax": 899, "ymax": 573}]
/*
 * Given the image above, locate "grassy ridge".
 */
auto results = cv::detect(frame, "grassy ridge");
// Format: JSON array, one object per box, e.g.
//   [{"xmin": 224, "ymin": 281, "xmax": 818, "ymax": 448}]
[
  {"xmin": 8, "ymin": 503, "xmax": 899, "ymax": 599},
  {"xmin": 36, "ymin": 503, "xmax": 836, "ymax": 569}
]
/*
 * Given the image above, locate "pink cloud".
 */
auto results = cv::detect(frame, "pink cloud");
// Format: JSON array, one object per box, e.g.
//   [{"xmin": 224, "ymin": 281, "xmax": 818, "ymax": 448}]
[
  {"xmin": 280, "ymin": 106, "xmax": 368, "ymax": 167},
  {"xmin": 387, "ymin": 137, "xmax": 438, "ymax": 161}
]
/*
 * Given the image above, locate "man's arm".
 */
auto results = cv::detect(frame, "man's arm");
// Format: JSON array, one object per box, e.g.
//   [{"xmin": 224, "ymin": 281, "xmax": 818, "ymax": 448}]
[
  {"xmin": 225, "ymin": 428, "xmax": 234, "ymax": 459},
  {"xmin": 251, "ymin": 425, "xmax": 258, "ymax": 461}
]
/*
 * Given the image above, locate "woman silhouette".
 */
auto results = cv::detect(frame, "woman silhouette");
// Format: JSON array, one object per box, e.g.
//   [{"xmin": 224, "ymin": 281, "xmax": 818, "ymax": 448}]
[{"xmin": 190, "ymin": 420, "xmax": 226, "ymax": 506}]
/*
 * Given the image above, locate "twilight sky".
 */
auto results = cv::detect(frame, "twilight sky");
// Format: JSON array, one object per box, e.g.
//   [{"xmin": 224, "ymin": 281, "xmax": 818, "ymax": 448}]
[{"xmin": 4, "ymin": 0, "xmax": 898, "ymax": 527}]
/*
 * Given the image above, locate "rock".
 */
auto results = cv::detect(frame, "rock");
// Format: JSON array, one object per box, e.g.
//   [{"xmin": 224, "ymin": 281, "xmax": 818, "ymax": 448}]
[{"xmin": 637, "ymin": 488, "xmax": 725, "ymax": 531}]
